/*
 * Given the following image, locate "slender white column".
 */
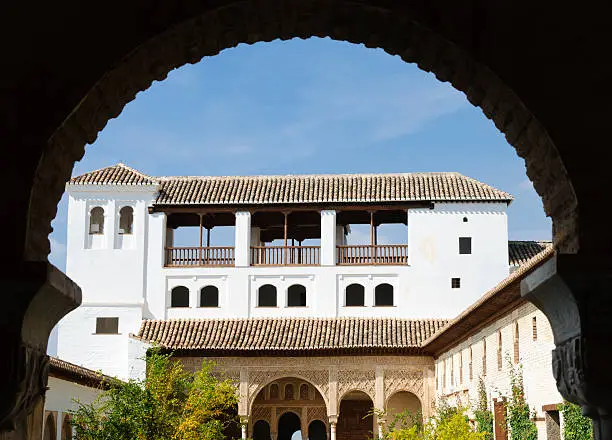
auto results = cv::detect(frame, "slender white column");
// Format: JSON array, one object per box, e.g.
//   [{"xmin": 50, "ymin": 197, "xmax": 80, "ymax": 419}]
[
  {"xmin": 320, "ymin": 210, "xmax": 337, "ymax": 266},
  {"xmin": 241, "ymin": 423, "xmax": 247, "ymax": 440},
  {"xmin": 330, "ymin": 422, "xmax": 337, "ymax": 440},
  {"xmin": 235, "ymin": 211, "xmax": 252, "ymax": 267}
]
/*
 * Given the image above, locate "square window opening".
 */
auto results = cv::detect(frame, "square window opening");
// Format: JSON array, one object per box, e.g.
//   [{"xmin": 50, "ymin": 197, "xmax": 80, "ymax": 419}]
[{"xmin": 96, "ymin": 317, "xmax": 119, "ymax": 334}]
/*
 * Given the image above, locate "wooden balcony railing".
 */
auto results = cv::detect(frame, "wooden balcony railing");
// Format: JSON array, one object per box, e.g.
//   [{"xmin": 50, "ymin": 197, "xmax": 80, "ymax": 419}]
[
  {"xmin": 251, "ymin": 246, "xmax": 320, "ymax": 266},
  {"xmin": 165, "ymin": 246, "xmax": 235, "ymax": 267},
  {"xmin": 337, "ymin": 244, "xmax": 409, "ymax": 265}
]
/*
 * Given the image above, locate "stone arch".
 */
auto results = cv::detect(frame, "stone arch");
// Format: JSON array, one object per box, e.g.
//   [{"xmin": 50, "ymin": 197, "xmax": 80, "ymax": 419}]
[
  {"xmin": 385, "ymin": 391, "xmax": 423, "ymax": 426},
  {"xmin": 338, "ymin": 390, "xmax": 374, "ymax": 440},
  {"xmin": 43, "ymin": 412, "xmax": 56, "ymax": 440},
  {"xmin": 249, "ymin": 374, "xmax": 329, "ymax": 413},
  {"xmin": 26, "ymin": 1, "xmax": 576, "ymax": 264},
  {"xmin": 339, "ymin": 388, "xmax": 375, "ymax": 403}
]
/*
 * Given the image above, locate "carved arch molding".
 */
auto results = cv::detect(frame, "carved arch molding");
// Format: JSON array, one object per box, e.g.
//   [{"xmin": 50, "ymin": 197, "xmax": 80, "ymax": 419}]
[{"xmin": 27, "ymin": 0, "xmax": 577, "ymax": 264}]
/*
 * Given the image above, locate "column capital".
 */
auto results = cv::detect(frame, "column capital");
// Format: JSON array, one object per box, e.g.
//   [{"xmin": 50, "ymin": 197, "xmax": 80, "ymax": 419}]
[
  {"xmin": 328, "ymin": 415, "xmax": 338, "ymax": 424},
  {"xmin": 521, "ymin": 252, "xmax": 612, "ymax": 437},
  {"xmin": 0, "ymin": 262, "xmax": 81, "ymax": 432}
]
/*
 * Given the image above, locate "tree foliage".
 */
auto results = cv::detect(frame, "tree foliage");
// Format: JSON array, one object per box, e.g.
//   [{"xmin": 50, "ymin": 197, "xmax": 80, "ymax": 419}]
[
  {"xmin": 472, "ymin": 378, "xmax": 493, "ymax": 440},
  {"xmin": 376, "ymin": 402, "xmax": 484, "ymax": 440},
  {"xmin": 69, "ymin": 350, "xmax": 238, "ymax": 440},
  {"xmin": 559, "ymin": 401, "xmax": 593, "ymax": 440}
]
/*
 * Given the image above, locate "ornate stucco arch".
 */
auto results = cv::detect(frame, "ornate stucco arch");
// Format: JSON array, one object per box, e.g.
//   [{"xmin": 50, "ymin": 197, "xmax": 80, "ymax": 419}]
[{"xmin": 248, "ymin": 371, "xmax": 330, "ymax": 414}]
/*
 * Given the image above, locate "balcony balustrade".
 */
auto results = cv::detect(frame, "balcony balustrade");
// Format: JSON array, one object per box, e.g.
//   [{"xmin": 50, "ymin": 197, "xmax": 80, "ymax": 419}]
[
  {"xmin": 251, "ymin": 245, "xmax": 320, "ymax": 266},
  {"xmin": 337, "ymin": 244, "xmax": 408, "ymax": 265},
  {"xmin": 165, "ymin": 246, "xmax": 235, "ymax": 267}
]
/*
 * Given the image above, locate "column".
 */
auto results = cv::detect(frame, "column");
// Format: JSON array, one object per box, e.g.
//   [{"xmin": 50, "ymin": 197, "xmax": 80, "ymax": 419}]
[
  {"xmin": 320, "ymin": 210, "xmax": 337, "ymax": 266},
  {"xmin": 56, "ymin": 411, "xmax": 63, "ymax": 440},
  {"xmin": 235, "ymin": 211, "xmax": 252, "ymax": 267},
  {"xmin": 329, "ymin": 416, "xmax": 338, "ymax": 440},
  {"xmin": 241, "ymin": 418, "xmax": 248, "ymax": 440}
]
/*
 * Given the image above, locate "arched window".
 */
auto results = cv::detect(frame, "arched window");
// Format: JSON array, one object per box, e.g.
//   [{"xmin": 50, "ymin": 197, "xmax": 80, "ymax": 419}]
[
  {"xmin": 459, "ymin": 351, "xmax": 463, "ymax": 384},
  {"xmin": 118, "ymin": 206, "xmax": 134, "ymax": 234},
  {"xmin": 43, "ymin": 413, "xmax": 56, "ymax": 440},
  {"xmin": 513, "ymin": 321, "xmax": 520, "ymax": 364},
  {"xmin": 300, "ymin": 383, "xmax": 309, "ymax": 400},
  {"xmin": 374, "ymin": 283, "xmax": 393, "ymax": 306},
  {"xmin": 258, "ymin": 284, "xmax": 277, "ymax": 307},
  {"xmin": 269, "ymin": 383, "xmax": 279, "ymax": 399},
  {"xmin": 497, "ymin": 331, "xmax": 503, "ymax": 371},
  {"xmin": 62, "ymin": 415, "xmax": 72, "ymax": 440},
  {"xmin": 171, "ymin": 286, "xmax": 189, "ymax": 308},
  {"xmin": 469, "ymin": 346, "xmax": 473, "ymax": 380},
  {"xmin": 89, "ymin": 207, "xmax": 104, "ymax": 234},
  {"xmin": 287, "ymin": 284, "xmax": 306, "ymax": 307},
  {"xmin": 482, "ymin": 339, "xmax": 487, "ymax": 376},
  {"xmin": 345, "ymin": 284, "xmax": 365, "ymax": 306},
  {"xmin": 200, "ymin": 286, "xmax": 219, "ymax": 307},
  {"xmin": 284, "ymin": 383, "xmax": 294, "ymax": 400}
]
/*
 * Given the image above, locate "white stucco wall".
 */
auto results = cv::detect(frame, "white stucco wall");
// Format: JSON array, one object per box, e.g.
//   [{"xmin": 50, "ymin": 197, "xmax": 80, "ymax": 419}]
[
  {"xmin": 435, "ymin": 302, "xmax": 562, "ymax": 439},
  {"xmin": 57, "ymin": 182, "xmax": 511, "ymax": 378},
  {"xmin": 45, "ymin": 376, "xmax": 102, "ymax": 412}
]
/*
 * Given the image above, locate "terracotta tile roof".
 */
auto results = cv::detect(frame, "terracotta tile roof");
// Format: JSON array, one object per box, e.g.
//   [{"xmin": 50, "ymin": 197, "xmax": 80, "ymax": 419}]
[
  {"xmin": 134, "ymin": 318, "xmax": 449, "ymax": 354},
  {"xmin": 508, "ymin": 240, "xmax": 553, "ymax": 267},
  {"xmin": 69, "ymin": 163, "xmax": 156, "ymax": 186},
  {"xmin": 49, "ymin": 356, "xmax": 116, "ymax": 389},
  {"xmin": 69, "ymin": 164, "xmax": 513, "ymax": 205},
  {"xmin": 422, "ymin": 244, "xmax": 555, "ymax": 355}
]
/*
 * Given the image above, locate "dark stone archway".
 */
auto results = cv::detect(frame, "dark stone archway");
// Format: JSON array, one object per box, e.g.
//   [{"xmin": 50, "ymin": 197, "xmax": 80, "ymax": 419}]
[
  {"xmin": 278, "ymin": 412, "xmax": 301, "ymax": 440},
  {"xmin": 3, "ymin": 1, "xmax": 612, "ymax": 438},
  {"xmin": 253, "ymin": 420, "xmax": 272, "ymax": 440},
  {"xmin": 308, "ymin": 420, "xmax": 327, "ymax": 440}
]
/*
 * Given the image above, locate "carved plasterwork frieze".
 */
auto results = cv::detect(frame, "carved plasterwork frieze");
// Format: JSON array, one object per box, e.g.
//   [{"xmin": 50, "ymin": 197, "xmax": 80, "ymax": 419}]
[
  {"xmin": 248, "ymin": 370, "xmax": 329, "ymax": 408},
  {"xmin": 251, "ymin": 406, "xmax": 272, "ymax": 425},
  {"xmin": 276, "ymin": 407, "xmax": 303, "ymax": 418},
  {"xmin": 338, "ymin": 370, "xmax": 376, "ymax": 400},
  {"xmin": 384, "ymin": 369, "xmax": 424, "ymax": 399},
  {"xmin": 307, "ymin": 406, "xmax": 328, "ymax": 425}
]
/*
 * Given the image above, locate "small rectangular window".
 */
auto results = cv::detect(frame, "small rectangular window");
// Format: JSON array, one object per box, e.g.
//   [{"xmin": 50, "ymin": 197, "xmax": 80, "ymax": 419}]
[
  {"xmin": 96, "ymin": 317, "xmax": 119, "ymax": 334},
  {"xmin": 459, "ymin": 237, "xmax": 472, "ymax": 254},
  {"xmin": 451, "ymin": 278, "xmax": 461, "ymax": 288}
]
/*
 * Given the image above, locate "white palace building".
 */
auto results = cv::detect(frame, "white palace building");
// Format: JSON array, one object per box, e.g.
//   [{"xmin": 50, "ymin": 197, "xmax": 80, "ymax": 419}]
[{"xmin": 48, "ymin": 163, "xmax": 564, "ymax": 440}]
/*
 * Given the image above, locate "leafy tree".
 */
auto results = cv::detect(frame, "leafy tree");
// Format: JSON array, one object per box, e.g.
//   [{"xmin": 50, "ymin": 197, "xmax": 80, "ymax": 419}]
[
  {"xmin": 559, "ymin": 401, "xmax": 593, "ymax": 440},
  {"xmin": 70, "ymin": 350, "xmax": 238, "ymax": 440},
  {"xmin": 473, "ymin": 378, "xmax": 493, "ymax": 440}
]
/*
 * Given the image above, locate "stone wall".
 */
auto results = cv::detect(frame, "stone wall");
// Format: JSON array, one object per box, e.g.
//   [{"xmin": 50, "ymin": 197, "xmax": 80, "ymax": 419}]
[{"xmin": 435, "ymin": 302, "xmax": 562, "ymax": 438}]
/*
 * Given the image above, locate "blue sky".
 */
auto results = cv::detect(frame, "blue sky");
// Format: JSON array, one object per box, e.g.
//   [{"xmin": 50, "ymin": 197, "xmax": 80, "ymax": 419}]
[{"xmin": 48, "ymin": 37, "xmax": 551, "ymax": 270}]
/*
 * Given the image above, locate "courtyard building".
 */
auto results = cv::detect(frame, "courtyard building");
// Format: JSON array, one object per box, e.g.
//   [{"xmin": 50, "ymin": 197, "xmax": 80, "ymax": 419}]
[{"xmin": 51, "ymin": 164, "xmax": 561, "ymax": 439}]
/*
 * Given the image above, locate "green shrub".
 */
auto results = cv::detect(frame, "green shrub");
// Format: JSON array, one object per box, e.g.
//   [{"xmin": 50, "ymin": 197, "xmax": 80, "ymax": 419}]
[
  {"xmin": 473, "ymin": 378, "xmax": 493, "ymax": 440},
  {"xmin": 505, "ymin": 362, "xmax": 537, "ymax": 440},
  {"xmin": 559, "ymin": 401, "xmax": 593, "ymax": 440},
  {"xmin": 69, "ymin": 349, "xmax": 238, "ymax": 440}
]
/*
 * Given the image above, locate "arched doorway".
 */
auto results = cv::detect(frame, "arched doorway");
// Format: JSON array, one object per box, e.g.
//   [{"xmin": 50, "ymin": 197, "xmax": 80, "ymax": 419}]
[
  {"xmin": 278, "ymin": 412, "xmax": 301, "ymax": 440},
  {"xmin": 338, "ymin": 391, "xmax": 374, "ymax": 440},
  {"xmin": 386, "ymin": 391, "xmax": 422, "ymax": 430},
  {"xmin": 253, "ymin": 420, "xmax": 272, "ymax": 440},
  {"xmin": 251, "ymin": 377, "xmax": 327, "ymax": 440},
  {"xmin": 308, "ymin": 420, "xmax": 327, "ymax": 440},
  {"xmin": 43, "ymin": 413, "xmax": 56, "ymax": 440}
]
